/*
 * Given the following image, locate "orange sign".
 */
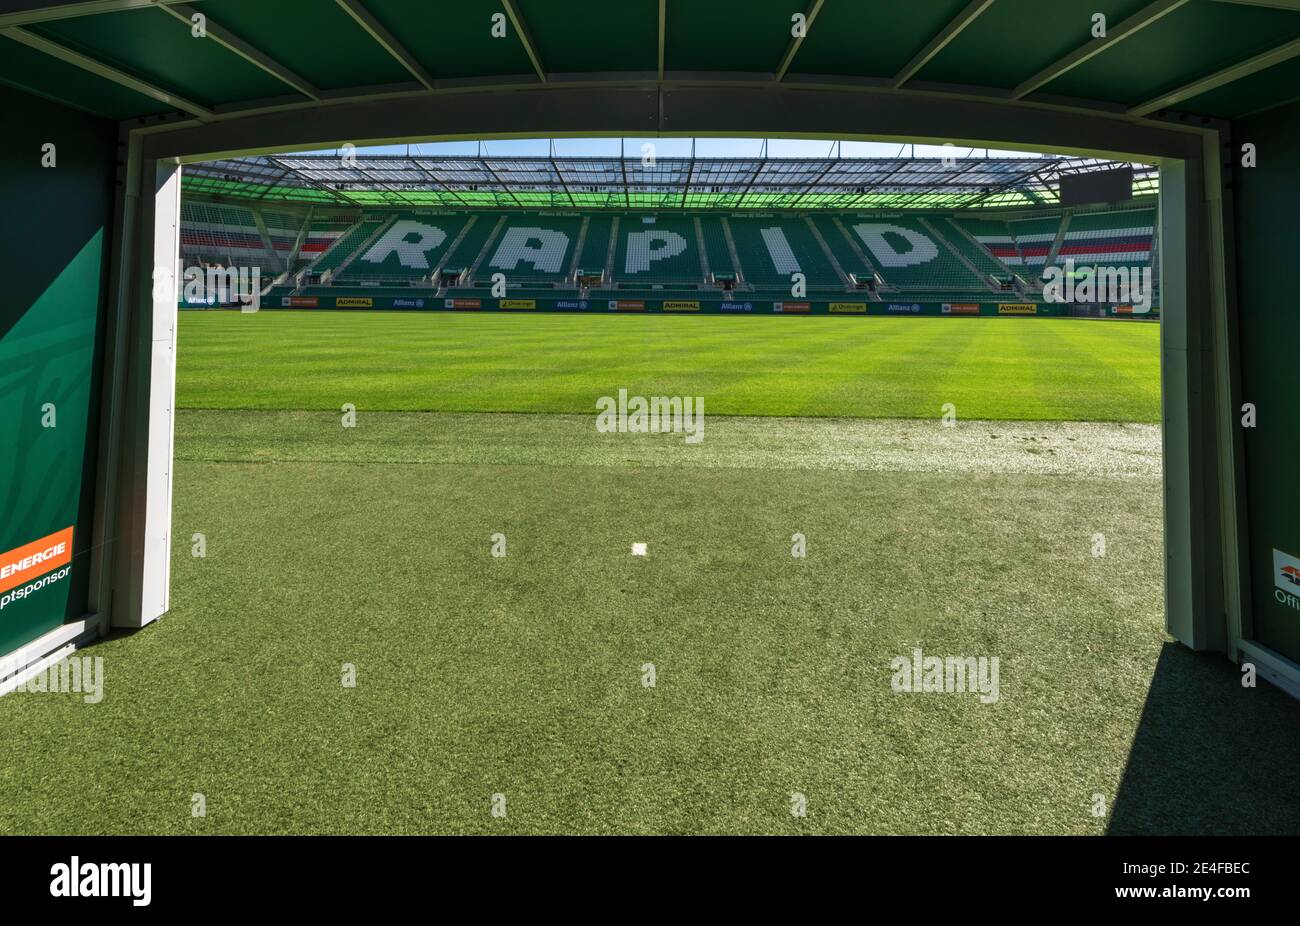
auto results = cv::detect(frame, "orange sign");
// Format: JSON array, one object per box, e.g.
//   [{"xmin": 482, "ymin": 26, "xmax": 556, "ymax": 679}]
[{"xmin": 0, "ymin": 526, "xmax": 74, "ymax": 593}]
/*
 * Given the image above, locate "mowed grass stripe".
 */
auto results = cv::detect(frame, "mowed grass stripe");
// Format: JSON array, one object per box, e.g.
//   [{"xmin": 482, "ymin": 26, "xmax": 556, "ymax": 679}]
[{"xmin": 177, "ymin": 312, "xmax": 1160, "ymax": 421}]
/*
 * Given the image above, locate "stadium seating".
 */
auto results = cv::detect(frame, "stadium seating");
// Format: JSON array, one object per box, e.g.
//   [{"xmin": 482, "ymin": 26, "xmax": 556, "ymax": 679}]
[
  {"xmin": 807, "ymin": 215, "xmax": 874, "ymax": 282},
  {"xmin": 1008, "ymin": 216, "xmax": 1063, "ymax": 270},
  {"xmin": 848, "ymin": 217, "xmax": 987, "ymax": 291},
  {"xmin": 338, "ymin": 213, "xmax": 472, "ymax": 283},
  {"xmin": 952, "ymin": 216, "xmax": 1022, "ymax": 267},
  {"xmin": 577, "ymin": 213, "xmax": 613, "ymax": 276},
  {"xmin": 484, "ymin": 214, "xmax": 584, "ymax": 283},
  {"xmin": 180, "ymin": 202, "xmax": 273, "ymax": 271},
  {"xmin": 727, "ymin": 216, "xmax": 840, "ymax": 289},
  {"xmin": 698, "ymin": 216, "xmax": 735, "ymax": 278},
  {"xmin": 180, "ymin": 203, "xmax": 1157, "ymax": 302},
  {"xmin": 613, "ymin": 215, "xmax": 701, "ymax": 283},
  {"xmin": 1056, "ymin": 208, "xmax": 1155, "ymax": 268},
  {"xmin": 298, "ymin": 214, "xmax": 354, "ymax": 264},
  {"xmin": 312, "ymin": 215, "xmax": 388, "ymax": 275},
  {"xmin": 440, "ymin": 214, "xmax": 500, "ymax": 283},
  {"xmin": 937, "ymin": 218, "xmax": 1012, "ymax": 279}
]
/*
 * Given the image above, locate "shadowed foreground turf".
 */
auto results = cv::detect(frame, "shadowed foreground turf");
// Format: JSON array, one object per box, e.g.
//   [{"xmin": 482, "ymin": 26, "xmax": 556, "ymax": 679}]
[
  {"xmin": 2, "ymin": 411, "xmax": 1296, "ymax": 834},
  {"xmin": 176, "ymin": 311, "xmax": 1162, "ymax": 422}
]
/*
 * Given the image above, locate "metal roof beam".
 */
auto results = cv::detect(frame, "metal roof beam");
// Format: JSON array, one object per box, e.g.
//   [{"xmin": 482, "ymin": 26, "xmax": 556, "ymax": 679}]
[
  {"xmin": 0, "ymin": 0, "xmax": 184, "ymax": 27},
  {"xmin": 1012, "ymin": 0, "xmax": 1190, "ymax": 99},
  {"xmin": 891, "ymin": 0, "xmax": 994, "ymax": 89},
  {"xmin": 333, "ymin": 0, "xmax": 435, "ymax": 91},
  {"xmin": 1, "ymin": 23, "xmax": 214, "ymax": 119},
  {"xmin": 1129, "ymin": 35, "xmax": 1300, "ymax": 115},
  {"xmin": 775, "ymin": 0, "xmax": 823, "ymax": 81},
  {"xmin": 500, "ymin": 0, "xmax": 546, "ymax": 82},
  {"xmin": 264, "ymin": 156, "xmax": 359, "ymax": 206},
  {"xmin": 159, "ymin": 3, "xmax": 320, "ymax": 100},
  {"xmin": 1209, "ymin": 0, "xmax": 1300, "ymax": 10}
]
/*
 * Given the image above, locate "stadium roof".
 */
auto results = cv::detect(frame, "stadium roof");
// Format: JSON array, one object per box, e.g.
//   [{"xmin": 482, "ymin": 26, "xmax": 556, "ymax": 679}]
[
  {"xmin": 2, "ymin": 0, "xmax": 1300, "ymax": 129},
  {"xmin": 183, "ymin": 150, "xmax": 1159, "ymax": 210}
]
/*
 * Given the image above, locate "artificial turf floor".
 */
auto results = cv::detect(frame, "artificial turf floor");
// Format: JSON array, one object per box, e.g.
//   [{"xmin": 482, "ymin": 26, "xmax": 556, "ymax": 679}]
[
  {"xmin": 4, "ymin": 313, "xmax": 1296, "ymax": 834},
  {"xmin": 175, "ymin": 311, "xmax": 1162, "ymax": 422},
  {"xmin": 2, "ymin": 409, "xmax": 1298, "ymax": 835}
]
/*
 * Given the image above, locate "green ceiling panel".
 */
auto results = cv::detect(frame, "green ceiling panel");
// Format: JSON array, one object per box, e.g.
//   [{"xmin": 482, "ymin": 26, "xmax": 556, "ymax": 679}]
[
  {"xmin": 8, "ymin": 0, "xmax": 1300, "ymax": 124},
  {"xmin": 193, "ymin": 0, "xmax": 416, "ymax": 90},
  {"xmin": 0, "ymin": 34, "xmax": 172, "ymax": 120},
  {"xmin": 1176, "ymin": 54, "xmax": 1300, "ymax": 119},
  {"xmin": 915, "ymin": 0, "xmax": 1153, "ymax": 90},
  {"xmin": 361, "ymin": 0, "xmax": 538, "ymax": 80},
  {"xmin": 33, "ymin": 7, "xmax": 297, "ymax": 106},
  {"xmin": 791, "ymin": 0, "xmax": 972, "ymax": 79},
  {"xmin": 517, "ymin": 0, "xmax": 658, "ymax": 73},
  {"xmin": 663, "ymin": 0, "xmax": 794, "ymax": 72},
  {"xmin": 1043, "ymin": 2, "xmax": 1300, "ymax": 107}
]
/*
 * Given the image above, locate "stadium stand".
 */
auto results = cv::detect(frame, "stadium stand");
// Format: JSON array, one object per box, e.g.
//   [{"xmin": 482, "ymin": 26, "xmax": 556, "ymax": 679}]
[
  {"xmin": 180, "ymin": 202, "xmax": 276, "ymax": 274},
  {"xmin": 298, "ymin": 214, "xmax": 354, "ymax": 264},
  {"xmin": 312, "ymin": 215, "xmax": 389, "ymax": 276},
  {"xmin": 727, "ymin": 215, "xmax": 840, "ymax": 289},
  {"xmin": 698, "ymin": 215, "xmax": 735, "ymax": 279},
  {"xmin": 338, "ymin": 213, "xmax": 470, "ymax": 283},
  {"xmin": 930, "ymin": 218, "xmax": 1009, "ymax": 281},
  {"xmin": 482, "ymin": 214, "xmax": 584, "ymax": 284},
  {"xmin": 439, "ymin": 214, "xmax": 499, "ymax": 285},
  {"xmin": 1007, "ymin": 216, "xmax": 1063, "ymax": 271},
  {"xmin": 613, "ymin": 215, "xmax": 702, "ymax": 284},
  {"xmin": 576, "ymin": 213, "xmax": 613, "ymax": 278},
  {"xmin": 848, "ymin": 217, "xmax": 988, "ymax": 291},
  {"xmin": 1056, "ymin": 208, "xmax": 1155, "ymax": 269},
  {"xmin": 952, "ymin": 216, "xmax": 1022, "ymax": 268},
  {"xmin": 181, "ymin": 202, "xmax": 1159, "ymax": 306},
  {"xmin": 807, "ymin": 215, "xmax": 874, "ymax": 284}
]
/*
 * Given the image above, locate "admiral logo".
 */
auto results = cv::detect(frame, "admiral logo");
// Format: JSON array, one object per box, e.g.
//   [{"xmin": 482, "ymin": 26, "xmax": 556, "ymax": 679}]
[
  {"xmin": 445, "ymin": 298, "xmax": 481, "ymax": 309},
  {"xmin": 773, "ymin": 302, "xmax": 810, "ymax": 313},
  {"xmin": 940, "ymin": 303, "xmax": 978, "ymax": 315},
  {"xmin": 1, "ymin": 527, "xmax": 74, "ymax": 611},
  {"xmin": 889, "ymin": 303, "xmax": 924, "ymax": 314},
  {"xmin": 662, "ymin": 300, "xmax": 701, "ymax": 311},
  {"xmin": 829, "ymin": 302, "xmax": 867, "ymax": 314},
  {"xmin": 998, "ymin": 303, "xmax": 1037, "ymax": 315},
  {"xmin": 391, "ymin": 298, "xmax": 425, "ymax": 308},
  {"xmin": 608, "ymin": 300, "xmax": 645, "ymax": 311},
  {"xmin": 336, "ymin": 297, "xmax": 373, "ymax": 308},
  {"xmin": 1274, "ymin": 549, "xmax": 1300, "ymax": 611}
]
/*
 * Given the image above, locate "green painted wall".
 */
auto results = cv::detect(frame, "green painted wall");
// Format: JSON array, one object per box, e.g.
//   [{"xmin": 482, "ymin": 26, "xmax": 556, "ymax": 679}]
[
  {"xmin": 0, "ymin": 86, "xmax": 116, "ymax": 657},
  {"xmin": 1232, "ymin": 101, "xmax": 1300, "ymax": 664}
]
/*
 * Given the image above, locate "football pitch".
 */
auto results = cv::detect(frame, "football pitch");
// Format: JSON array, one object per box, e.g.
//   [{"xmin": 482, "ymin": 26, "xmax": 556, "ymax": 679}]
[
  {"xmin": 4, "ymin": 311, "xmax": 1298, "ymax": 835},
  {"xmin": 175, "ymin": 311, "xmax": 1162, "ymax": 421}
]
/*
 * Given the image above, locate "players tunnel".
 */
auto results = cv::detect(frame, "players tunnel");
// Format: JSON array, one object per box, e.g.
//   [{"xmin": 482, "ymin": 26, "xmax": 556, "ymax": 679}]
[{"xmin": 0, "ymin": 0, "xmax": 1295, "ymax": 708}]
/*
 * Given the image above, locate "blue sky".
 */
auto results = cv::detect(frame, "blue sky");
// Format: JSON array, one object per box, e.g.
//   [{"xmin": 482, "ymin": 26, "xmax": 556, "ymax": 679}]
[{"xmin": 302, "ymin": 137, "xmax": 1051, "ymax": 159}]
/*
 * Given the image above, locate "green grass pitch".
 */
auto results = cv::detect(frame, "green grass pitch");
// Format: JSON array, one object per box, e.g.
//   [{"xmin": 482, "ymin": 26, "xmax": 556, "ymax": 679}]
[
  {"xmin": 4, "ymin": 311, "xmax": 1298, "ymax": 834},
  {"xmin": 175, "ymin": 311, "xmax": 1162, "ymax": 422}
]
